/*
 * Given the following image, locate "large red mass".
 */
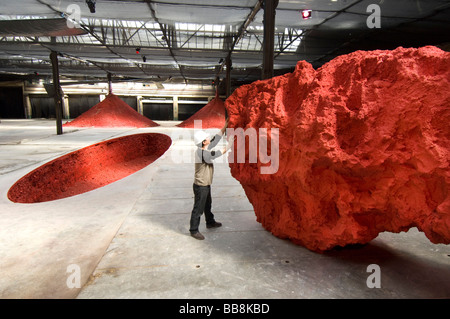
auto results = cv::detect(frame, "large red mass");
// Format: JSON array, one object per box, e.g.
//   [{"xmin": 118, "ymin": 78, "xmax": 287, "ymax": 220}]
[{"xmin": 225, "ymin": 46, "xmax": 450, "ymax": 252}]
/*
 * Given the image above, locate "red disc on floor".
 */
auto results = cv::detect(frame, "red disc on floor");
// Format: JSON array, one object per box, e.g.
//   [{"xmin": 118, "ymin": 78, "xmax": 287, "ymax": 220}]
[{"xmin": 8, "ymin": 133, "xmax": 172, "ymax": 203}]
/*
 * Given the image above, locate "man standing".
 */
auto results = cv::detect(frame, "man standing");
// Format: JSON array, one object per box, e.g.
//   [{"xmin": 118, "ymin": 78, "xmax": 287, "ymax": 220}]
[{"xmin": 189, "ymin": 120, "xmax": 232, "ymax": 240}]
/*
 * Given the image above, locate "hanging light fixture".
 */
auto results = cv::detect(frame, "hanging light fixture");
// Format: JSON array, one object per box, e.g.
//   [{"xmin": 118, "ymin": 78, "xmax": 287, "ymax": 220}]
[
  {"xmin": 86, "ymin": 0, "xmax": 96, "ymax": 13},
  {"xmin": 301, "ymin": 9, "xmax": 312, "ymax": 20}
]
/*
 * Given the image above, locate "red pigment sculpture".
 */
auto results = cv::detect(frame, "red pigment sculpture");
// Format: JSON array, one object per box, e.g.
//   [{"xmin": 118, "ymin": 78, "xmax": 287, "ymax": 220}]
[
  {"xmin": 225, "ymin": 46, "xmax": 450, "ymax": 252},
  {"xmin": 63, "ymin": 93, "xmax": 159, "ymax": 127},
  {"xmin": 177, "ymin": 92, "xmax": 226, "ymax": 128},
  {"xmin": 8, "ymin": 133, "xmax": 171, "ymax": 203}
]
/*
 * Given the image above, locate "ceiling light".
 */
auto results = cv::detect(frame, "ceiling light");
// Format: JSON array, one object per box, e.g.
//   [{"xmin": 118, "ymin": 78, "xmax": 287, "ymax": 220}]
[
  {"xmin": 86, "ymin": 0, "xmax": 96, "ymax": 14},
  {"xmin": 301, "ymin": 10, "xmax": 312, "ymax": 20}
]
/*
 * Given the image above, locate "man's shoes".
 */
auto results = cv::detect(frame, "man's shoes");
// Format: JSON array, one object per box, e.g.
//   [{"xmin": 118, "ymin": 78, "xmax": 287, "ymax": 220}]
[
  {"xmin": 191, "ymin": 232, "xmax": 205, "ymax": 240},
  {"xmin": 206, "ymin": 221, "xmax": 222, "ymax": 229}
]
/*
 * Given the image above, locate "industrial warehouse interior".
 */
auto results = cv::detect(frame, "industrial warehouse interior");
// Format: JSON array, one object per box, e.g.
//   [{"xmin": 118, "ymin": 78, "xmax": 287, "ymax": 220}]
[{"xmin": 0, "ymin": 0, "xmax": 449, "ymax": 303}]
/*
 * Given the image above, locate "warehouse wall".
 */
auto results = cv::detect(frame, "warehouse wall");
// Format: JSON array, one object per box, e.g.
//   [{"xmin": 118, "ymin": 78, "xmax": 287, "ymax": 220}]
[
  {"xmin": 9, "ymin": 81, "xmax": 217, "ymax": 121},
  {"xmin": 29, "ymin": 95, "xmax": 55, "ymax": 118},
  {"xmin": 67, "ymin": 95, "xmax": 101, "ymax": 118},
  {"xmin": 0, "ymin": 86, "xmax": 25, "ymax": 119},
  {"xmin": 178, "ymin": 103, "xmax": 204, "ymax": 121}
]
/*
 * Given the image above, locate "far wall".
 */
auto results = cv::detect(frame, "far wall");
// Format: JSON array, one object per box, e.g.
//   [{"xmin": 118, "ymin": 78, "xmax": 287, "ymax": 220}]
[{"xmin": 1, "ymin": 81, "xmax": 217, "ymax": 121}]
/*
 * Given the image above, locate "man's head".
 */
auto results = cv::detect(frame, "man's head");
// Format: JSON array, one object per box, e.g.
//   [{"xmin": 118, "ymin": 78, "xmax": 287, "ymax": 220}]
[{"xmin": 194, "ymin": 131, "xmax": 209, "ymax": 148}]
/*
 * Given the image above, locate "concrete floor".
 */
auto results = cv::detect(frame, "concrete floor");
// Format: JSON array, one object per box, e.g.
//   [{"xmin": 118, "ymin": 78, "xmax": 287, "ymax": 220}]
[{"xmin": 0, "ymin": 119, "xmax": 449, "ymax": 299}]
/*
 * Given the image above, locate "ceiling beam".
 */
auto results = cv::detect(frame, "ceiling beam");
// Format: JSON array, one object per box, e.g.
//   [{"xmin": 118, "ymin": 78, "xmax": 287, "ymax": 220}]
[
  {"xmin": 262, "ymin": 0, "xmax": 278, "ymax": 80},
  {"xmin": 296, "ymin": 0, "xmax": 365, "ymax": 55},
  {"xmin": 215, "ymin": 0, "xmax": 263, "ymax": 79},
  {"xmin": 34, "ymin": 0, "xmax": 153, "ymax": 79},
  {"xmin": 145, "ymin": 0, "xmax": 187, "ymax": 82},
  {"xmin": 310, "ymin": 1, "xmax": 450, "ymax": 65}
]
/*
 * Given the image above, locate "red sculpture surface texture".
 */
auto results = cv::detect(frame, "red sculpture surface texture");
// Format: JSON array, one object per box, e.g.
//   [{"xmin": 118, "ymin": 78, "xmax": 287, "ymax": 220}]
[{"xmin": 225, "ymin": 46, "xmax": 450, "ymax": 252}]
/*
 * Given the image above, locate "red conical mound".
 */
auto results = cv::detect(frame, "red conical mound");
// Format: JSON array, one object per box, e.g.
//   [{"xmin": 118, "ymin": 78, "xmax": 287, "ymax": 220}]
[
  {"xmin": 64, "ymin": 93, "xmax": 159, "ymax": 128},
  {"xmin": 177, "ymin": 92, "xmax": 226, "ymax": 128}
]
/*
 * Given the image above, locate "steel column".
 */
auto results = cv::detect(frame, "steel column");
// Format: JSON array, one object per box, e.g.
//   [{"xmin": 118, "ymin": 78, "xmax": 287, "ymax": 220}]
[
  {"xmin": 262, "ymin": 0, "xmax": 278, "ymax": 80},
  {"xmin": 226, "ymin": 56, "xmax": 232, "ymax": 97},
  {"xmin": 50, "ymin": 51, "xmax": 63, "ymax": 135}
]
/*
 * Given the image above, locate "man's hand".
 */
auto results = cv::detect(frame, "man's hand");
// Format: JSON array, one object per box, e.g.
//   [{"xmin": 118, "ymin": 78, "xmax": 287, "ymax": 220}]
[
  {"xmin": 220, "ymin": 117, "xmax": 229, "ymax": 135},
  {"xmin": 222, "ymin": 136, "xmax": 234, "ymax": 154}
]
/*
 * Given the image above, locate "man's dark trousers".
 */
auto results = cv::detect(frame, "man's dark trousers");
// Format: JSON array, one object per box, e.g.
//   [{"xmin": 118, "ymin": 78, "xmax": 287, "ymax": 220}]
[{"xmin": 190, "ymin": 183, "xmax": 215, "ymax": 233}]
